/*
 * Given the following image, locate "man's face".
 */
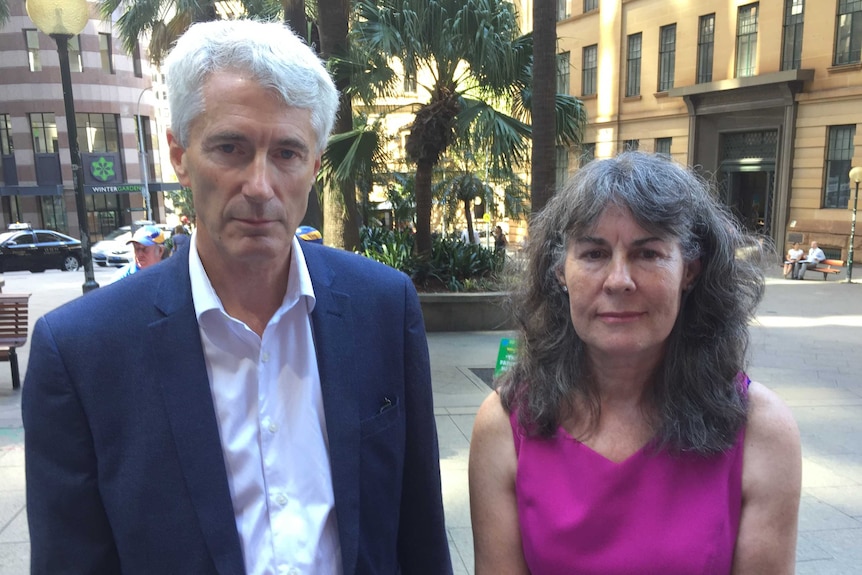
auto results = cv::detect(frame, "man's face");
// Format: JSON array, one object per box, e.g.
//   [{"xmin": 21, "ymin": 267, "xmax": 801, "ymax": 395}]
[
  {"xmin": 168, "ymin": 70, "xmax": 321, "ymax": 272},
  {"xmin": 810, "ymin": 241, "xmax": 818, "ymax": 250},
  {"xmin": 133, "ymin": 243, "xmax": 163, "ymax": 269}
]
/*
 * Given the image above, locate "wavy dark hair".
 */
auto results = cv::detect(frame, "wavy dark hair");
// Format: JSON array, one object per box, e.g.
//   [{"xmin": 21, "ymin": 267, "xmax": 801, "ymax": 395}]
[{"xmin": 498, "ymin": 151, "xmax": 766, "ymax": 455}]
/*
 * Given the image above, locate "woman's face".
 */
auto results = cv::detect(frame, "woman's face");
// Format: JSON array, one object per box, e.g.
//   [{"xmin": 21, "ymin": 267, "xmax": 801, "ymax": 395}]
[{"xmin": 557, "ymin": 205, "xmax": 700, "ymax": 363}]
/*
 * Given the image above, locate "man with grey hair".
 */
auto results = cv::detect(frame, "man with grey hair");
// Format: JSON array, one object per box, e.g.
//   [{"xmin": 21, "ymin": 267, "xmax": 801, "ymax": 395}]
[{"xmin": 23, "ymin": 19, "xmax": 451, "ymax": 574}]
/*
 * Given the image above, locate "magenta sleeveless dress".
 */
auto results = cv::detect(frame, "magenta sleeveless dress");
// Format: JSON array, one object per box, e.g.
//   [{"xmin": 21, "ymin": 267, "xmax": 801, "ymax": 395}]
[{"xmin": 510, "ymin": 408, "xmax": 745, "ymax": 574}]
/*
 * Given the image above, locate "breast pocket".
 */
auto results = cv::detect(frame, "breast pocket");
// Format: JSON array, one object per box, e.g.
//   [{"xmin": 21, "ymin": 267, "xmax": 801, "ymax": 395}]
[{"xmin": 360, "ymin": 396, "xmax": 402, "ymax": 439}]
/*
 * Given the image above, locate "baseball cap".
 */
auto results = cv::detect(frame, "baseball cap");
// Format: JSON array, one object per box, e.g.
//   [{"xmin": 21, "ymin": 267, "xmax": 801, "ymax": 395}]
[
  {"xmin": 127, "ymin": 225, "xmax": 166, "ymax": 247},
  {"xmin": 296, "ymin": 225, "xmax": 323, "ymax": 244}
]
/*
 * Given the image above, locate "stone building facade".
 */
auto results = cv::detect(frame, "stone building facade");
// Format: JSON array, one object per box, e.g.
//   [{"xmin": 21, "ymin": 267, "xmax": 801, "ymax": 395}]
[
  {"xmin": 0, "ymin": 0, "xmax": 177, "ymax": 240},
  {"xmin": 556, "ymin": 0, "xmax": 862, "ymax": 259}
]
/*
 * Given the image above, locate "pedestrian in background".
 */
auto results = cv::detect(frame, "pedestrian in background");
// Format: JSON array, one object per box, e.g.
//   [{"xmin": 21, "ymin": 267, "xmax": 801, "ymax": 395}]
[
  {"xmin": 171, "ymin": 224, "xmax": 190, "ymax": 256},
  {"xmin": 493, "ymin": 225, "xmax": 508, "ymax": 254},
  {"xmin": 107, "ymin": 224, "xmax": 167, "ymax": 283},
  {"xmin": 470, "ymin": 151, "xmax": 801, "ymax": 574},
  {"xmin": 24, "ymin": 19, "xmax": 451, "ymax": 575}
]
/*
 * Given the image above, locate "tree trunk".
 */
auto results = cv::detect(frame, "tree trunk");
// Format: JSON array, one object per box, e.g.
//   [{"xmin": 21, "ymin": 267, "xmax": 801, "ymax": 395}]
[
  {"xmin": 282, "ymin": 0, "xmax": 308, "ymax": 41},
  {"xmin": 414, "ymin": 159, "xmax": 434, "ymax": 256},
  {"xmin": 530, "ymin": 0, "xmax": 558, "ymax": 214},
  {"xmin": 464, "ymin": 198, "xmax": 475, "ymax": 245},
  {"xmin": 317, "ymin": 0, "xmax": 360, "ymax": 250}
]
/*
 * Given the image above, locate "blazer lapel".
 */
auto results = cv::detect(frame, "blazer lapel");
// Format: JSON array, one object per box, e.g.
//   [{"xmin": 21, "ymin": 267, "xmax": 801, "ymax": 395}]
[
  {"xmin": 149, "ymin": 256, "xmax": 245, "ymax": 575},
  {"xmin": 304, "ymin": 246, "xmax": 362, "ymax": 573}
]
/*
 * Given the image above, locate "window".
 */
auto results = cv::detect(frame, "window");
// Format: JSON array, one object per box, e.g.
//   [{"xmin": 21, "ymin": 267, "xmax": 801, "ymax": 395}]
[
  {"xmin": 584, "ymin": 0, "xmax": 598, "ymax": 12},
  {"xmin": 556, "ymin": 146, "xmax": 569, "ymax": 185},
  {"xmin": 782, "ymin": 0, "xmax": 805, "ymax": 70},
  {"xmin": 68, "ymin": 35, "xmax": 83, "ymax": 73},
  {"xmin": 835, "ymin": 0, "xmax": 862, "ymax": 65},
  {"xmin": 658, "ymin": 25, "xmax": 676, "ymax": 92},
  {"xmin": 1, "ymin": 114, "xmax": 13, "ymax": 156},
  {"xmin": 29, "ymin": 113, "xmax": 58, "ymax": 154},
  {"xmin": 39, "ymin": 197, "xmax": 69, "ymax": 233},
  {"xmin": 824, "ymin": 125, "xmax": 856, "ymax": 208},
  {"xmin": 25, "ymin": 29, "xmax": 41, "ymax": 72},
  {"xmin": 99, "ymin": 33, "xmax": 114, "ymax": 73},
  {"xmin": 655, "ymin": 137, "xmax": 672, "ymax": 156},
  {"xmin": 736, "ymin": 3, "xmax": 759, "ymax": 78},
  {"xmin": 697, "ymin": 14, "xmax": 715, "ymax": 84},
  {"xmin": 624, "ymin": 139, "xmax": 640, "ymax": 151},
  {"xmin": 132, "ymin": 42, "xmax": 143, "ymax": 78},
  {"xmin": 579, "ymin": 143, "xmax": 595, "ymax": 167},
  {"xmin": 557, "ymin": 0, "xmax": 570, "ymax": 20},
  {"xmin": 403, "ymin": 72, "xmax": 417, "ymax": 94},
  {"xmin": 626, "ymin": 33, "xmax": 642, "ymax": 97},
  {"xmin": 76, "ymin": 113, "xmax": 120, "ymax": 153},
  {"xmin": 557, "ymin": 52, "xmax": 571, "ymax": 94},
  {"xmin": 582, "ymin": 45, "xmax": 598, "ymax": 96}
]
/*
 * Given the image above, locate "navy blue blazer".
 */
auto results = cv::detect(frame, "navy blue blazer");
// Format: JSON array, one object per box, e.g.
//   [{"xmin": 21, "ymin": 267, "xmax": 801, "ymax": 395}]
[{"xmin": 22, "ymin": 242, "xmax": 452, "ymax": 574}]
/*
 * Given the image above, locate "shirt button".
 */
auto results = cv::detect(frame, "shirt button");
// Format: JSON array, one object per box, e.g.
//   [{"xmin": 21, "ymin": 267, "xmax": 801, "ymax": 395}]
[
  {"xmin": 262, "ymin": 352, "xmax": 270, "ymax": 362},
  {"xmin": 268, "ymin": 422, "xmax": 278, "ymax": 433},
  {"xmin": 276, "ymin": 493, "xmax": 288, "ymax": 505}
]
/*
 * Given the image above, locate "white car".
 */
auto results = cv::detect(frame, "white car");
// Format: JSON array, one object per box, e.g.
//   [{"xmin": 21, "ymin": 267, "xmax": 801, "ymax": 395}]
[{"xmin": 92, "ymin": 223, "xmax": 172, "ymax": 267}]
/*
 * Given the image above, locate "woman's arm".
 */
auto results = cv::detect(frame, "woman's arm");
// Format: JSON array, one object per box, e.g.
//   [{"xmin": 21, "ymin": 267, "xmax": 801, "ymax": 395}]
[
  {"xmin": 732, "ymin": 381, "xmax": 801, "ymax": 574},
  {"xmin": 469, "ymin": 391, "xmax": 530, "ymax": 575}
]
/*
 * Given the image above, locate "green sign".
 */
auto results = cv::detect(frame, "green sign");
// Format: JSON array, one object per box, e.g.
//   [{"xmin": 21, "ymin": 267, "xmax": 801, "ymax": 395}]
[
  {"xmin": 90, "ymin": 156, "xmax": 116, "ymax": 182},
  {"xmin": 494, "ymin": 337, "xmax": 518, "ymax": 379}
]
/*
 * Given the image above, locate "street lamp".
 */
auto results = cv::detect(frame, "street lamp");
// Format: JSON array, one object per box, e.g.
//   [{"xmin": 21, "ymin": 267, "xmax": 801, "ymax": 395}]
[
  {"xmin": 26, "ymin": 0, "xmax": 98, "ymax": 293},
  {"xmin": 847, "ymin": 166, "xmax": 862, "ymax": 284},
  {"xmin": 136, "ymin": 88, "xmax": 153, "ymax": 221}
]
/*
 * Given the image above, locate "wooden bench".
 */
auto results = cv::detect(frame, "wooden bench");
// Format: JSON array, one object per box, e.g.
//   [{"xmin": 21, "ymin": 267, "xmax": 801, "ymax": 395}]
[
  {"xmin": 0, "ymin": 293, "xmax": 31, "ymax": 390},
  {"xmin": 809, "ymin": 259, "xmax": 844, "ymax": 280}
]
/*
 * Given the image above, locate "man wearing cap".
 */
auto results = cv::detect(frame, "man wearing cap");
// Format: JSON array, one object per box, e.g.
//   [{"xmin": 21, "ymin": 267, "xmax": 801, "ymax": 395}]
[{"xmin": 108, "ymin": 224, "xmax": 167, "ymax": 283}]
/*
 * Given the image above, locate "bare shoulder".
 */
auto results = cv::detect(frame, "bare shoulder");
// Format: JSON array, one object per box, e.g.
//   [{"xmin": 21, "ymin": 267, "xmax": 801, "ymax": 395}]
[
  {"xmin": 470, "ymin": 391, "xmax": 530, "ymax": 574},
  {"xmin": 470, "ymin": 391, "xmax": 516, "ymax": 464},
  {"xmin": 733, "ymin": 385, "xmax": 801, "ymax": 574},
  {"xmin": 746, "ymin": 381, "xmax": 800, "ymax": 451}
]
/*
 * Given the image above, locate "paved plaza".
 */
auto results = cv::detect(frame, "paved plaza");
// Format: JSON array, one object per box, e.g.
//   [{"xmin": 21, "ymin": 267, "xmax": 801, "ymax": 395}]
[{"xmin": 1, "ymin": 266, "xmax": 861, "ymax": 574}]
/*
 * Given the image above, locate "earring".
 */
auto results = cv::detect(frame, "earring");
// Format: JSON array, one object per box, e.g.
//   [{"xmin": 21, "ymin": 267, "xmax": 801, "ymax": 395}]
[{"xmin": 562, "ymin": 285, "xmax": 568, "ymax": 293}]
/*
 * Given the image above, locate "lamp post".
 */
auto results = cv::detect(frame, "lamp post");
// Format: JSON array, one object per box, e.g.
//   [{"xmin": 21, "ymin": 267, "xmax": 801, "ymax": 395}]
[
  {"xmin": 847, "ymin": 166, "xmax": 862, "ymax": 284},
  {"xmin": 136, "ymin": 88, "xmax": 152, "ymax": 221},
  {"xmin": 26, "ymin": 0, "xmax": 98, "ymax": 293}
]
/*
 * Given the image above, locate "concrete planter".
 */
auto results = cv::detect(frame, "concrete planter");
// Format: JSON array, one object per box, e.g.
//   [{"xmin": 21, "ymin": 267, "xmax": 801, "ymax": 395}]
[{"xmin": 418, "ymin": 291, "xmax": 515, "ymax": 332}]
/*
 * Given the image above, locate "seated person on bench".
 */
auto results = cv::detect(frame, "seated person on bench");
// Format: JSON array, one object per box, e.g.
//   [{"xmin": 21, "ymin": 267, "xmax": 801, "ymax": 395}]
[
  {"xmin": 792, "ymin": 241, "xmax": 826, "ymax": 280},
  {"xmin": 783, "ymin": 242, "xmax": 804, "ymax": 278}
]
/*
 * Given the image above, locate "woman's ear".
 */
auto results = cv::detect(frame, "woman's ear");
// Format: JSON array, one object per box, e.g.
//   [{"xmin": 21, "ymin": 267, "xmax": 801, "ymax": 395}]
[{"xmin": 683, "ymin": 258, "xmax": 702, "ymax": 290}]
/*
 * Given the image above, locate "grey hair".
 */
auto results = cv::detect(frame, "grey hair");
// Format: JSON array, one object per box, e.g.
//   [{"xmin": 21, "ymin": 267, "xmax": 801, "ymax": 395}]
[
  {"xmin": 163, "ymin": 19, "xmax": 338, "ymax": 153},
  {"xmin": 498, "ymin": 151, "xmax": 765, "ymax": 455}
]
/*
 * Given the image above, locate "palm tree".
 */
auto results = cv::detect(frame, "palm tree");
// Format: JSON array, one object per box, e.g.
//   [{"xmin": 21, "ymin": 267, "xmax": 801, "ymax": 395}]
[
  {"xmin": 98, "ymin": 0, "xmax": 223, "ymax": 66},
  {"xmin": 352, "ymin": 0, "xmax": 584, "ymax": 256},
  {"xmin": 0, "ymin": 0, "xmax": 10, "ymax": 29},
  {"xmin": 317, "ymin": 0, "xmax": 362, "ymax": 250},
  {"xmin": 530, "ymin": 0, "xmax": 557, "ymax": 213},
  {"xmin": 437, "ymin": 173, "xmax": 490, "ymax": 246}
]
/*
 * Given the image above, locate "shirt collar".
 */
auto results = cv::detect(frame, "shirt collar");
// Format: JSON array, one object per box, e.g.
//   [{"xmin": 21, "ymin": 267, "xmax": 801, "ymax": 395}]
[{"xmin": 189, "ymin": 231, "xmax": 316, "ymax": 323}]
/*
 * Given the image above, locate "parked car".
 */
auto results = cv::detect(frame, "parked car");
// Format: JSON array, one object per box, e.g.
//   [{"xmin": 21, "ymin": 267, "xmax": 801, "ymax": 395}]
[
  {"xmin": 0, "ymin": 223, "xmax": 82, "ymax": 273},
  {"xmin": 92, "ymin": 222, "xmax": 172, "ymax": 267}
]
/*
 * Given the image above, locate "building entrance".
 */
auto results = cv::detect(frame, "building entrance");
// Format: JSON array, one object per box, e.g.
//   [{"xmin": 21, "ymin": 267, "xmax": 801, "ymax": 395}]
[
  {"xmin": 719, "ymin": 130, "xmax": 778, "ymax": 238},
  {"xmin": 724, "ymin": 168, "xmax": 774, "ymax": 235}
]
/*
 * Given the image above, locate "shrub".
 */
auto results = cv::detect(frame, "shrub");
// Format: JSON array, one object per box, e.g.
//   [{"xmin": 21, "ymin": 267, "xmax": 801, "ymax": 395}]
[{"xmin": 359, "ymin": 227, "xmax": 506, "ymax": 292}]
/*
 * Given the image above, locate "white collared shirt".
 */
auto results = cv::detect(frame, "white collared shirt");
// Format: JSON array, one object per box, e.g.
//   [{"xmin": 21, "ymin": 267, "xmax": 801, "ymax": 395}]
[{"xmin": 188, "ymin": 232, "xmax": 343, "ymax": 575}]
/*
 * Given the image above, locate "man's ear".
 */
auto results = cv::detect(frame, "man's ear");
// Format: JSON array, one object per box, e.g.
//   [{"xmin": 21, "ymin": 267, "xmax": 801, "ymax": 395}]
[{"xmin": 167, "ymin": 130, "xmax": 190, "ymax": 187}]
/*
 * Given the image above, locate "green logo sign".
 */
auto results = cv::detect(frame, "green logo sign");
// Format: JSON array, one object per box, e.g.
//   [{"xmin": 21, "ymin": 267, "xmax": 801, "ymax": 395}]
[
  {"xmin": 90, "ymin": 156, "xmax": 115, "ymax": 182},
  {"xmin": 494, "ymin": 338, "xmax": 518, "ymax": 379}
]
